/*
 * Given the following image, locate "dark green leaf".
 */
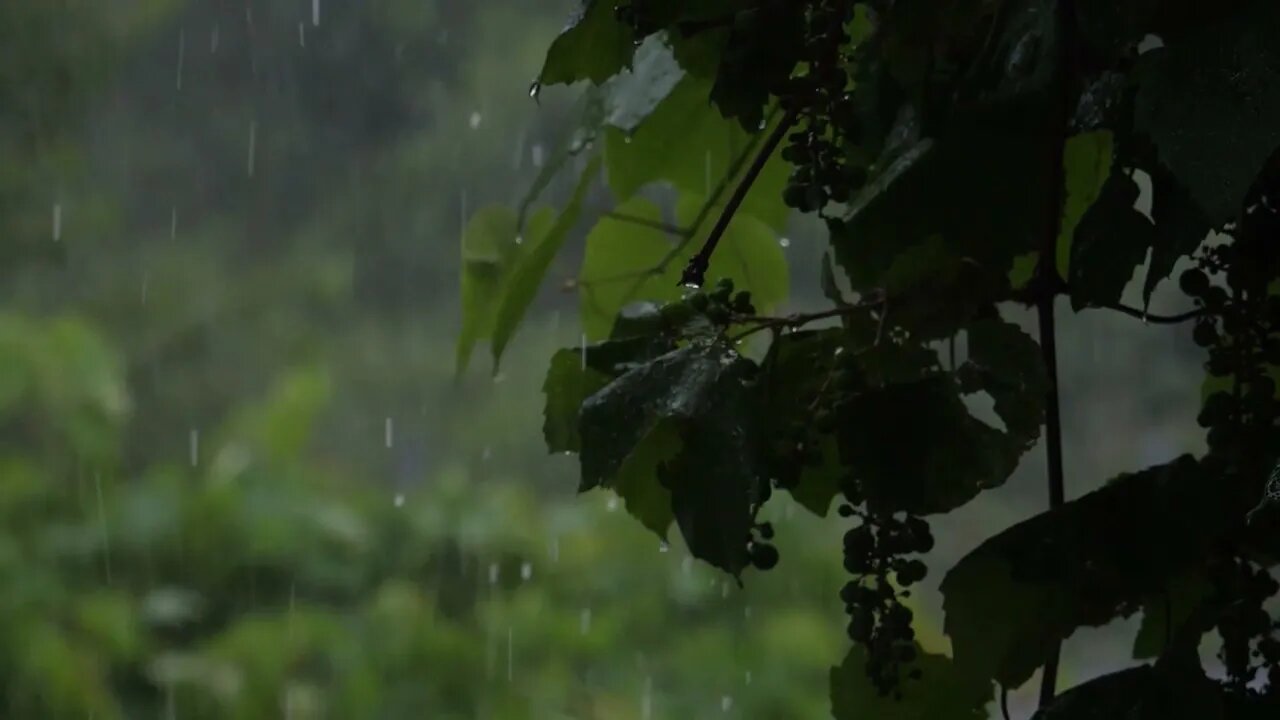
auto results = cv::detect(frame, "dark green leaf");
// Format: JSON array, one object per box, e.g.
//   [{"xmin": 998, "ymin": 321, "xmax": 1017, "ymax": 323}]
[
  {"xmin": 578, "ymin": 340, "xmax": 765, "ymax": 575},
  {"xmin": 941, "ymin": 456, "xmax": 1237, "ymax": 688},
  {"xmin": 1140, "ymin": 162, "xmax": 1213, "ymax": 307},
  {"xmin": 1068, "ymin": 170, "xmax": 1155, "ymax": 310},
  {"xmin": 542, "ymin": 348, "xmax": 611, "ymax": 454},
  {"xmin": 491, "ymin": 156, "xmax": 601, "ymax": 370},
  {"xmin": 1131, "ymin": 570, "xmax": 1212, "ymax": 660},
  {"xmin": 958, "ymin": 317, "xmax": 1047, "ymax": 449},
  {"xmin": 612, "ymin": 420, "xmax": 680, "ymax": 539},
  {"xmin": 537, "ymin": 0, "xmax": 635, "ymax": 87},
  {"xmin": 830, "ymin": 644, "xmax": 991, "ymax": 720},
  {"xmin": 837, "ymin": 375, "xmax": 1018, "ymax": 515},
  {"xmin": 1134, "ymin": 1, "xmax": 1280, "ymax": 222},
  {"xmin": 1057, "ymin": 131, "xmax": 1115, "ymax": 278}
]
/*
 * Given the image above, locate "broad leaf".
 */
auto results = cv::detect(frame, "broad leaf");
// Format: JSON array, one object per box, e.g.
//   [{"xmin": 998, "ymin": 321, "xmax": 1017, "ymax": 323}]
[
  {"xmin": 578, "ymin": 340, "xmax": 765, "ymax": 574},
  {"xmin": 836, "ymin": 375, "xmax": 1019, "ymax": 516},
  {"xmin": 1134, "ymin": 0, "xmax": 1280, "ymax": 223},
  {"xmin": 1140, "ymin": 160, "xmax": 1213, "ymax": 307},
  {"xmin": 536, "ymin": 0, "xmax": 635, "ymax": 87},
  {"xmin": 830, "ymin": 644, "xmax": 991, "ymax": 720},
  {"xmin": 491, "ymin": 156, "xmax": 601, "ymax": 370},
  {"xmin": 1131, "ymin": 569, "xmax": 1212, "ymax": 660},
  {"xmin": 456, "ymin": 206, "xmax": 523, "ymax": 374},
  {"xmin": 1068, "ymin": 170, "xmax": 1154, "ymax": 310},
  {"xmin": 1057, "ymin": 131, "xmax": 1114, "ymax": 277},
  {"xmin": 941, "ymin": 456, "xmax": 1238, "ymax": 688}
]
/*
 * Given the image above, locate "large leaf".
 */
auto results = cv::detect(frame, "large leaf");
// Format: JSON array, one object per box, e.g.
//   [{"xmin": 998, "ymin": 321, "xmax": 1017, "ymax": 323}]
[
  {"xmin": 536, "ymin": 0, "xmax": 635, "ymax": 88},
  {"xmin": 836, "ymin": 375, "xmax": 1019, "ymax": 516},
  {"xmin": 602, "ymin": 75, "xmax": 792, "ymax": 232},
  {"xmin": 940, "ymin": 456, "xmax": 1239, "ymax": 688},
  {"xmin": 578, "ymin": 340, "xmax": 765, "ymax": 575},
  {"xmin": 577, "ymin": 195, "xmax": 788, "ymax": 340},
  {"xmin": 1134, "ymin": 0, "xmax": 1280, "ymax": 223},
  {"xmin": 830, "ymin": 644, "xmax": 991, "ymax": 720},
  {"xmin": 490, "ymin": 156, "xmax": 601, "ymax": 370}
]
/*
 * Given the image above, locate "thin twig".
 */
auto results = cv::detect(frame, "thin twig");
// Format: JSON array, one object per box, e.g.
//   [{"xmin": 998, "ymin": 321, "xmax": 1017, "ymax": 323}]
[
  {"xmin": 1099, "ymin": 302, "xmax": 1204, "ymax": 324},
  {"xmin": 1001, "ymin": 686, "xmax": 1011, "ymax": 720},
  {"xmin": 680, "ymin": 108, "xmax": 799, "ymax": 287},
  {"xmin": 729, "ymin": 297, "xmax": 883, "ymax": 343}
]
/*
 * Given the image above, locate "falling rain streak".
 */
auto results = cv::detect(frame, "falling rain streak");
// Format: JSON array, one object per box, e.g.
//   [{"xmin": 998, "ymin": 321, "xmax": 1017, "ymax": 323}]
[
  {"xmin": 506, "ymin": 627, "xmax": 514, "ymax": 682},
  {"xmin": 298, "ymin": 23, "xmax": 306, "ymax": 48},
  {"xmin": 94, "ymin": 472, "xmax": 112, "ymax": 583},
  {"xmin": 175, "ymin": 30, "xmax": 185, "ymax": 90},
  {"xmin": 170, "ymin": 206, "xmax": 178, "ymax": 241},
  {"xmin": 312, "ymin": 0, "xmax": 321, "ymax": 26},
  {"xmin": 384, "ymin": 417, "xmax": 394, "ymax": 448},
  {"xmin": 52, "ymin": 203, "xmax": 62, "ymax": 241},
  {"xmin": 247, "ymin": 122, "xmax": 257, "ymax": 177},
  {"xmin": 210, "ymin": 23, "xmax": 219, "ymax": 53},
  {"xmin": 189, "ymin": 429, "xmax": 199, "ymax": 467},
  {"xmin": 579, "ymin": 607, "xmax": 592, "ymax": 634}
]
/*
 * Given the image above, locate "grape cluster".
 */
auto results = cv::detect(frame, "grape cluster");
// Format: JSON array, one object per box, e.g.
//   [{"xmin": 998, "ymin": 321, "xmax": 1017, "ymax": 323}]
[
  {"xmin": 780, "ymin": 1, "xmax": 869, "ymax": 214},
  {"xmin": 685, "ymin": 277, "xmax": 756, "ymax": 327},
  {"xmin": 837, "ymin": 504, "xmax": 934, "ymax": 696},
  {"xmin": 1206, "ymin": 554, "xmax": 1280, "ymax": 692}
]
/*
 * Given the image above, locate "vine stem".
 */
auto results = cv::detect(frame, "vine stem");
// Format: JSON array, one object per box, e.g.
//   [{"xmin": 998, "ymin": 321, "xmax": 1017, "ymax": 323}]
[
  {"xmin": 1037, "ymin": 0, "xmax": 1078, "ymax": 708},
  {"xmin": 680, "ymin": 109, "xmax": 799, "ymax": 287}
]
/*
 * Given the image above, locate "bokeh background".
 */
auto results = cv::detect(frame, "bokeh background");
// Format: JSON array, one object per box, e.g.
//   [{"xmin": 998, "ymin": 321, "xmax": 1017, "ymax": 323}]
[{"xmin": 0, "ymin": 1, "xmax": 1209, "ymax": 717}]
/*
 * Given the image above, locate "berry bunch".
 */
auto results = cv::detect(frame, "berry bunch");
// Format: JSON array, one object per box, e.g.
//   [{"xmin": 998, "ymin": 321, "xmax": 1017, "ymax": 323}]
[
  {"xmin": 837, "ymin": 504, "xmax": 933, "ymax": 696},
  {"xmin": 685, "ymin": 277, "xmax": 757, "ymax": 327}
]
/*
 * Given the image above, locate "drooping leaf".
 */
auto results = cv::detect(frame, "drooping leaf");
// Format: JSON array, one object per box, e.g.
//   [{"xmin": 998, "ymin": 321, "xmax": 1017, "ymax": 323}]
[
  {"xmin": 536, "ymin": 0, "xmax": 635, "ymax": 87},
  {"xmin": 1131, "ymin": 569, "xmax": 1212, "ymax": 660},
  {"xmin": 578, "ymin": 340, "xmax": 765, "ymax": 574},
  {"xmin": 1057, "ymin": 131, "xmax": 1115, "ymax": 278},
  {"xmin": 1068, "ymin": 169, "xmax": 1154, "ymax": 310},
  {"xmin": 1134, "ymin": 0, "xmax": 1280, "ymax": 223},
  {"xmin": 830, "ymin": 644, "xmax": 991, "ymax": 720},
  {"xmin": 491, "ymin": 156, "xmax": 601, "ymax": 370},
  {"xmin": 941, "ymin": 456, "xmax": 1239, "ymax": 688},
  {"xmin": 836, "ymin": 375, "xmax": 1019, "ymax": 516},
  {"xmin": 612, "ymin": 419, "xmax": 680, "ymax": 539},
  {"xmin": 456, "ymin": 206, "xmax": 523, "ymax": 375}
]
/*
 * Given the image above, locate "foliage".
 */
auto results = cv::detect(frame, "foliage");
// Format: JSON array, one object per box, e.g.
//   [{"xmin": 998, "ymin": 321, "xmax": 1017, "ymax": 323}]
[{"xmin": 459, "ymin": 0, "xmax": 1280, "ymax": 716}]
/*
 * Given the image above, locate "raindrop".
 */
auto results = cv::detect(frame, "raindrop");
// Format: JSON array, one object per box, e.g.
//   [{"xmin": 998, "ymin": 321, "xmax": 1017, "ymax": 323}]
[
  {"xmin": 579, "ymin": 607, "xmax": 592, "ymax": 634},
  {"xmin": 514, "ymin": 234, "xmax": 524, "ymax": 245},
  {"xmin": 531, "ymin": 144, "xmax": 545, "ymax": 168},
  {"xmin": 488, "ymin": 562, "xmax": 500, "ymax": 585},
  {"xmin": 551, "ymin": 310, "xmax": 561, "ymax": 332},
  {"xmin": 52, "ymin": 203, "xmax": 62, "ymax": 241},
  {"xmin": 247, "ymin": 121, "xmax": 257, "ymax": 177},
  {"xmin": 681, "ymin": 280, "xmax": 703, "ymax": 291},
  {"xmin": 189, "ymin": 429, "xmax": 199, "ymax": 467},
  {"xmin": 141, "ymin": 273, "xmax": 150, "ymax": 305},
  {"xmin": 529, "ymin": 81, "xmax": 542, "ymax": 100},
  {"xmin": 482, "ymin": 445, "xmax": 492, "ymax": 461},
  {"xmin": 311, "ymin": 0, "xmax": 321, "ymax": 26},
  {"xmin": 758, "ymin": 118, "xmax": 767, "ymax": 130},
  {"xmin": 778, "ymin": 237, "xmax": 791, "ymax": 248},
  {"xmin": 705, "ymin": 151, "xmax": 712, "ymax": 195},
  {"xmin": 175, "ymin": 29, "xmax": 186, "ymax": 91},
  {"xmin": 298, "ymin": 22, "xmax": 305, "ymax": 48},
  {"xmin": 520, "ymin": 561, "xmax": 533, "ymax": 581},
  {"xmin": 659, "ymin": 541, "xmax": 669, "ymax": 553},
  {"xmin": 492, "ymin": 372, "xmax": 506, "ymax": 384},
  {"xmin": 580, "ymin": 333, "xmax": 588, "ymax": 370},
  {"xmin": 681, "ymin": 556, "xmax": 694, "ymax": 575},
  {"xmin": 744, "ymin": 606, "xmax": 752, "ymax": 619},
  {"xmin": 642, "ymin": 676, "xmax": 653, "ymax": 720},
  {"xmin": 393, "ymin": 493, "xmax": 405, "ymax": 508},
  {"xmin": 459, "ymin": 190, "xmax": 468, "ymax": 242},
  {"xmin": 170, "ymin": 206, "xmax": 178, "ymax": 241},
  {"xmin": 549, "ymin": 536, "xmax": 560, "ymax": 562},
  {"xmin": 210, "ymin": 23, "xmax": 220, "ymax": 53},
  {"xmin": 506, "ymin": 627, "xmax": 514, "ymax": 682},
  {"xmin": 745, "ymin": 670, "xmax": 752, "ymax": 686},
  {"xmin": 721, "ymin": 581, "xmax": 730, "ymax": 598},
  {"xmin": 623, "ymin": 135, "xmax": 633, "ymax": 144},
  {"xmin": 1137, "ymin": 34, "xmax": 1164, "ymax": 54},
  {"xmin": 384, "ymin": 417, "xmax": 394, "ymax": 448},
  {"xmin": 94, "ymin": 472, "xmax": 112, "ymax": 584},
  {"xmin": 606, "ymin": 495, "xmax": 620, "ymax": 512},
  {"xmin": 469, "ymin": 111, "xmax": 483, "ymax": 130},
  {"xmin": 721, "ymin": 695, "xmax": 733, "ymax": 712}
]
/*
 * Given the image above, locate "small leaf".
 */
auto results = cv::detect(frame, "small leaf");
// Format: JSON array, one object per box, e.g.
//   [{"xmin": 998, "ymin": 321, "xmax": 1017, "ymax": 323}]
[
  {"xmin": 601, "ymin": 35, "xmax": 686, "ymax": 133},
  {"xmin": 491, "ymin": 156, "xmax": 601, "ymax": 370},
  {"xmin": 1057, "ymin": 131, "xmax": 1114, "ymax": 278},
  {"xmin": 456, "ymin": 206, "xmax": 522, "ymax": 374},
  {"xmin": 1068, "ymin": 170, "xmax": 1155, "ymax": 310},
  {"xmin": 537, "ymin": 0, "xmax": 635, "ymax": 87}
]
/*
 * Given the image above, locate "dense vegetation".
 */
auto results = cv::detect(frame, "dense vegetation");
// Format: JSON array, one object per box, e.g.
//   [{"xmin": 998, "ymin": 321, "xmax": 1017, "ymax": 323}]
[{"xmin": 460, "ymin": 0, "xmax": 1280, "ymax": 716}]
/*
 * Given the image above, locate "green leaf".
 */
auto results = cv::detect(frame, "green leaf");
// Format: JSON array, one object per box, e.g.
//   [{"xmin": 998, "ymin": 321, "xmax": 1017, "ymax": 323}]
[
  {"xmin": 941, "ymin": 456, "xmax": 1237, "ymax": 688},
  {"xmin": 674, "ymin": 194, "xmax": 789, "ymax": 311},
  {"xmin": 578, "ymin": 340, "xmax": 765, "ymax": 575},
  {"xmin": 958, "ymin": 318, "xmax": 1047, "ymax": 450},
  {"xmin": 536, "ymin": 0, "xmax": 635, "ymax": 87},
  {"xmin": 602, "ymin": 76, "xmax": 792, "ymax": 231},
  {"xmin": 830, "ymin": 644, "xmax": 991, "ymax": 720},
  {"xmin": 1134, "ymin": 1, "xmax": 1280, "ymax": 223},
  {"xmin": 612, "ymin": 420, "xmax": 680, "ymax": 539},
  {"xmin": 491, "ymin": 156, "xmax": 601, "ymax": 370},
  {"xmin": 1068, "ymin": 170, "xmax": 1155, "ymax": 310},
  {"xmin": 542, "ymin": 349, "xmax": 611, "ymax": 455},
  {"xmin": 1132, "ymin": 570, "xmax": 1212, "ymax": 660},
  {"xmin": 1057, "ymin": 131, "xmax": 1114, "ymax": 277},
  {"xmin": 1031, "ymin": 666, "xmax": 1156, "ymax": 720},
  {"xmin": 1140, "ymin": 162, "xmax": 1213, "ymax": 307},
  {"xmin": 456, "ymin": 206, "xmax": 523, "ymax": 375},
  {"xmin": 836, "ymin": 375, "xmax": 1019, "ymax": 515}
]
